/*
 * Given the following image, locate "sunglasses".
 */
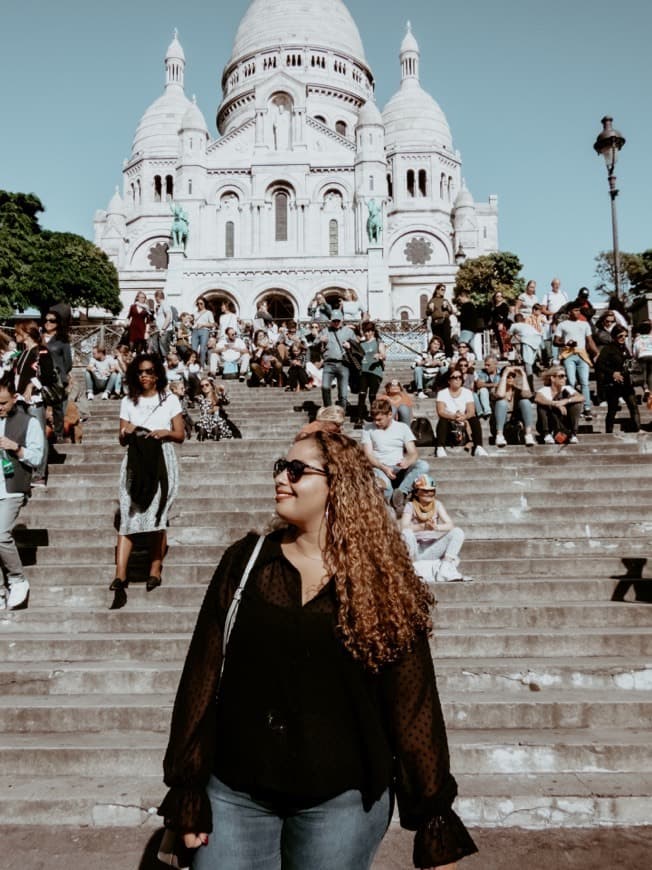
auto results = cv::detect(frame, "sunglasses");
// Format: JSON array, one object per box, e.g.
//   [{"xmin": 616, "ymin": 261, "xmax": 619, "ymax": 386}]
[
  {"xmin": 449, "ymin": 374, "xmax": 463, "ymax": 379},
  {"xmin": 138, "ymin": 367, "xmax": 156, "ymax": 376},
  {"xmin": 273, "ymin": 458, "xmax": 328, "ymax": 483},
  {"xmin": 44, "ymin": 317, "xmax": 57, "ymax": 323}
]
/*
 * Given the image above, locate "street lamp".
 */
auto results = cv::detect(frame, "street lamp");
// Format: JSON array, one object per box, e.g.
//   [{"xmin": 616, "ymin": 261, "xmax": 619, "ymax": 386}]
[
  {"xmin": 593, "ymin": 116, "xmax": 626, "ymax": 300},
  {"xmin": 454, "ymin": 242, "xmax": 466, "ymax": 266}
]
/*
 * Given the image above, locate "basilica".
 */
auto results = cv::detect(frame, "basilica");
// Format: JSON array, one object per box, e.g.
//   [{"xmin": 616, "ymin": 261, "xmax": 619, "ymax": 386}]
[{"xmin": 94, "ymin": 0, "xmax": 498, "ymax": 322}]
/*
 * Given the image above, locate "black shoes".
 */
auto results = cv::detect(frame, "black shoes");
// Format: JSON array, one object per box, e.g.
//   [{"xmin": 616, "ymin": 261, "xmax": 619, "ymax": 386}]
[
  {"xmin": 146, "ymin": 575, "xmax": 162, "ymax": 592},
  {"xmin": 109, "ymin": 578, "xmax": 128, "ymax": 610}
]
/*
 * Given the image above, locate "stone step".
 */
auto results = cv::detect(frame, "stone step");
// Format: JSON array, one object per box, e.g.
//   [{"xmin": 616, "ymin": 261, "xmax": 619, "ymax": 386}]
[
  {"xmin": 1, "ymin": 689, "xmax": 651, "ymax": 734},
  {"xmin": 14, "ymin": 537, "xmax": 651, "ymax": 562},
  {"xmin": 0, "ymin": 771, "xmax": 650, "ymax": 828},
  {"xmin": 25, "ymin": 576, "xmax": 646, "ymax": 606},
  {"xmin": 2, "ymin": 656, "xmax": 649, "ymax": 697},
  {"xmin": 0, "ymin": 728, "xmax": 648, "ymax": 777},
  {"xmin": 2, "ymin": 628, "xmax": 652, "ymax": 663},
  {"xmin": 3, "ymin": 601, "xmax": 651, "ymax": 634}
]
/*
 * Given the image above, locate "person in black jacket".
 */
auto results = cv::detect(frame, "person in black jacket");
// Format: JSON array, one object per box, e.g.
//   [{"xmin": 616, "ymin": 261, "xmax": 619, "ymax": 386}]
[{"xmin": 595, "ymin": 326, "xmax": 640, "ymax": 433}]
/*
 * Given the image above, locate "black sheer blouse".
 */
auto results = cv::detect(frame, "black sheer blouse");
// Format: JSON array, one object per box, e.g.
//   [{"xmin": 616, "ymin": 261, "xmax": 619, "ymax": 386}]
[{"xmin": 159, "ymin": 532, "xmax": 477, "ymax": 867}]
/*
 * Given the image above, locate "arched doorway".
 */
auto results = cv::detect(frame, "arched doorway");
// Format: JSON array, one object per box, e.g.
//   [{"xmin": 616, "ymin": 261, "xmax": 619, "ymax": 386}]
[
  {"xmin": 320, "ymin": 287, "xmax": 358, "ymax": 311},
  {"xmin": 201, "ymin": 290, "xmax": 239, "ymax": 321},
  {"xmin": 259, "ymin": 291, "xmax": 296, "ymax": 322}
]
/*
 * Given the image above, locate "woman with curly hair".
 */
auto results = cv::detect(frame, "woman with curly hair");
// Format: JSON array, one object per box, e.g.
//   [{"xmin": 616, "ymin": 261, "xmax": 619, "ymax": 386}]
[
  {"xmin": 111, "ymin": 354, "xmax": 184, "ymax": 608},
  {"xmin": 159, "ymin": 431, "xmax": 476, "ymax": 870}
]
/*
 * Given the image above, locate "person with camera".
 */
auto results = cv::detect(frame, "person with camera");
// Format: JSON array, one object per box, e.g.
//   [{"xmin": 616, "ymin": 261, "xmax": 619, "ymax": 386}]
[
  {"xmin": 595, "ymin": 326, "xmax": 641, "ymax": 434},
  {"xmin": 435, "ymin": 369, "xmax": 488, "ymax": 458},
  {"xmin": 534, "ymin": 367, "xmax": 583, "ymax": 444},
  {"xmin": 554, "ymin": 303, "xmax": 598, "ymax": 420},
  {"xmin": 493, "ymin": 365, "xmax": 536, "ymax": 447},
  {"xmin": 110, "ymin": 354, "xmax": 184, "ymax": 609}
]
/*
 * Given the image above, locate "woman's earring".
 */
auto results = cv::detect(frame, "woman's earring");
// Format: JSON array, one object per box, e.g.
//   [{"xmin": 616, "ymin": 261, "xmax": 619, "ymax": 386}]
[{"xmin": 325, "ymin": 503, "xmax": 330, "ymax": 524}]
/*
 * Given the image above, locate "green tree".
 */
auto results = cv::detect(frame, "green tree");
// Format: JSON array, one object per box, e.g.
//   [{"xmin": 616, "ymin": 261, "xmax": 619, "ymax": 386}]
[
  {"xmin": 0, "ymin": 190, "xmax": 122, "ymax": 319},
  {"xmin": 594, "ymin": 250, "xmax": 652, "ymax": 304},
  {"xmin": 454, "ymin": 251, "xmax": 525, "ymax": 306}
]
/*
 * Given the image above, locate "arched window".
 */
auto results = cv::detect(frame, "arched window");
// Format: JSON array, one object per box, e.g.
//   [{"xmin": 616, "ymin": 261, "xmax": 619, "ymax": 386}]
[
  {"xmin": 154, "ymin": 175, "xmax": 162, "ymax": 202},
  {"xmin": 165, "ymin": 175, "xmax": 174, "ymax": 200},
  {"xmin": 418, "ymin": 169, "xmax": 427, "ymax": 197},
  {"xmin": 387, "ymin": 173, "xmax": 393, "ymax": 199},
  {"xmin": 440, "ymin": 173, "xmax": 445, "ymax": 199},
  {"xmin": 369, "ymin": 175, "xmax": 374, "ymax": 192},
  {"xmin": 314, "ymin": 115, "xmax": 326, "ymax": 124},
  {"xmin": 188, "ymin": 180, "xmax": 193, "ymax": 195},
  {"xmin": 329, "ymin": 219, "xmax": 339, "ymax": 256},
  {"xmin": 275, "ymin": 191, "xmax": 288, "ymax": 241},
  {"xmin": 407, "ymin": 169, "xmax": 415, "ymax": 197},
  {"xmin": 225, "ymin": 221, "xmax": 235, "ymax": 258},
  {"xmin": 136, "ymin": 179, "xmax": 141, "ymax": 203},
  {"xmin": 335, "ymin": 120, "xmax": 347, "ymax": 137},
  {"xmin": 447, "ymin": 176, "xmax": 453, "ymax": 201}
]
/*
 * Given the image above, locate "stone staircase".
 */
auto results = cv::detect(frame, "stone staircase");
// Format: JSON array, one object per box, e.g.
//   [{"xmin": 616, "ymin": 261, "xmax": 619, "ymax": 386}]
[{"xmin": 1, "ymin": 379, "xmax": 651, "ymax": 830}]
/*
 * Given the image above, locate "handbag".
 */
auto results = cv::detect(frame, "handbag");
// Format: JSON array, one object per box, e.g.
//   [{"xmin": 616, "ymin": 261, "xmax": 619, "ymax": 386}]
[
  {"xmin": 411, "ymin": 416, "xmax": 435, "ymax": 447},
  {"xmin": 157, "ymin": 534, "xmax": 266, "ymax": 869}
]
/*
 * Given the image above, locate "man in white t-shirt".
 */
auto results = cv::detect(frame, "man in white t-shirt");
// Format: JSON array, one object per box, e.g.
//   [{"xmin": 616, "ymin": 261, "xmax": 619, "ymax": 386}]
[
  {"xmin": 212, "ymin": 327, "xmax": 251, "ymax": 380},
  {"xmin": 85, "ymin": 346, "xmax": 118, "ymax": 400},
  {"xmin": 554, "ymin": 303, "xmax": 599, "ymax": 418},
  {"xmin": 540, "ymin": 278, "xmax": 569, "ymax": 363},
  {"xmin": 361, "ymin": 398, "xmax": 429, "ymax": 510}
]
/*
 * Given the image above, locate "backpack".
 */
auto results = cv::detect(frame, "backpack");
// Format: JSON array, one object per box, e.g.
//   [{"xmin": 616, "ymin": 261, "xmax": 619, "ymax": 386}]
[{"xmin": 410, "ymin": 417, "xmax": 435, "ymax": 447}]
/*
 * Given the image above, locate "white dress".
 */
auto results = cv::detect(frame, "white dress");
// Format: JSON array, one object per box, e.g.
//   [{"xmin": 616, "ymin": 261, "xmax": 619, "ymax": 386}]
[{"xmin": 118, "ymin": 393, "xmax": 182, "ymax": 535}]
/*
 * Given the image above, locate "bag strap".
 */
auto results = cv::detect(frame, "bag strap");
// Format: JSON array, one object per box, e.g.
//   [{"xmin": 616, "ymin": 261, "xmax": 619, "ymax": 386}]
[{"xmin": 221, "ymin": 534, "xmax": 265, "ymax": 667}]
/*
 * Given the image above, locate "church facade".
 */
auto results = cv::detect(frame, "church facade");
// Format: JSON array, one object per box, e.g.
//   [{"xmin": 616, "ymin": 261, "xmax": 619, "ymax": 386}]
[{"xmin": 94, "ymin": 0, "xmax": 498, "ymax": 322}]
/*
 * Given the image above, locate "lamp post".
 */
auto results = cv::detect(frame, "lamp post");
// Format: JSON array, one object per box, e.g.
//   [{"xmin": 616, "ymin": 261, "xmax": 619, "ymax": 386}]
[
  {"xmin": 454, "ymin": 242, "xmax": 466, "ymax": 266},
  {"xmin": 593, "ymin": 116, "xmax": 626, "ymax": 301}
]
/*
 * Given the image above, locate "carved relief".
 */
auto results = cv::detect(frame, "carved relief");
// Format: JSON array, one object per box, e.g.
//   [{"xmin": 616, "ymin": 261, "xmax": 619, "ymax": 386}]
[{"xmin": 148, "ymin": 242, "xmax": 169, "ymax": 270}]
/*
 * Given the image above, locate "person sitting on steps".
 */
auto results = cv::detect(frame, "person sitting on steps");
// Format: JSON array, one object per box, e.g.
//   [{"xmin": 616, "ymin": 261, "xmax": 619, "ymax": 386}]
[{"xmin": 534, "ymin": 367, "xmax": 583, "ymax": 444}]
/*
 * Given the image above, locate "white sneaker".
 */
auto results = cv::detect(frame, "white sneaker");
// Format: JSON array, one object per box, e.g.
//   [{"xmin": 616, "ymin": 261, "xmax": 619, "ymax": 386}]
[
  {"xmin": 87, "ymin": 391, "xmax": 94, "ymax": 401},
  {"xmin": 101, "ymin": 392, "xmax": 109, "ymax": 400},
  {"xmin": 569, "ymin": 435, "xmax": 578, "ymax": 444},
  {"xmin": 417, "ymin": 391, "xmax": 427, "ymax": 399},
  {"xmin": 524, "ymin": 433, "xmax": 535, "ymax": 446},
  {"xmin": 543, "ymin": 434, "xmax": 555, "ymax": 444},
  {"xmin": 599, "ymin": 401, "xmax": 608, "ymax": 408},
  {"xmin": 495, "ymin": 433, "xmax": 507, "ymax": 447},
  {"xmin": 436, "ymin": 447, "xmax": 448, "ymax": 458},
  {"xmin": 435, "ymin": 559, "xmax": 464, "ymax": 582},
  {"xmin": 474, "ymin": 446, "xmax": 489, "ymax": 456},
  {"xmin": 7, "ymin": 579, "xmax": 29, "ymax": 610}
]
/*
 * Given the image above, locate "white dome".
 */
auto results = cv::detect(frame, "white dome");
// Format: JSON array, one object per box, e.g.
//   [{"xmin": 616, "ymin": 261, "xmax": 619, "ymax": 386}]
[
  {"xmin": 229, "ymin": 0, "xmax": 367, "ymax": 64},
  {"xmin": 132, "ymin": 90, "xmax": 192, "ymax": 156},
  {"xmin": 107, "ymin": 187, "xmax": 124, "ymax": 215},
  {"xmin": 383, "ymin": 81, "xmax": 453, "ymax": 152},
  {"xmin": 400, "ymin": 21, "xmax": 419, "ymax": 54},
  {"xmin": 166, "ymin": 31, "xmax": 185, "ymax": 62},
  {"xmin": 357, "ymin": 98, "xmax": 383, "ymax": 126},
  {"xmin": 180, "ymin": 98, "xmax": 208, "ymax": 132},
  {"xmin": 454, "ymin": 183, "xmax": 474, "ymax": 210}
]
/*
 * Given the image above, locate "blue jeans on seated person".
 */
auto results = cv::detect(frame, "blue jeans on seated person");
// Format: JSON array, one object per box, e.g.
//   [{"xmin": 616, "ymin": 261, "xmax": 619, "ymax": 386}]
[
  {"xmin": 373, "ymin": 459, "xmax": 429, "ymax": 502},
  {"xmin": 494, "ymin": 397, "xmax": 534, "ymax": 433},
  {"xmin": 193, "ymin": 775, "xmax": 391, "ymax": 870},
  {"xmin": 474, "ymin": 387, "xmax": 491, "ymax": 416}
]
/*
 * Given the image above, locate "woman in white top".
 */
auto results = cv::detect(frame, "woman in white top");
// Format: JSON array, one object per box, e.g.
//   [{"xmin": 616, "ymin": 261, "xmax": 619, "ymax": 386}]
[
  {"xmin": 191, "ymin": 299, "xmax": 215, "ymax": 368},
  {"xmin": 111, "ymin": 354, "xmax": 184, "ymax": 608},
  {"xmin": 435, "ymin": 369, "xmax": 487, "ymax": 458},
  {"xmin": 218, "ymin": 301, "xmax": 239, "ymax": 339}
]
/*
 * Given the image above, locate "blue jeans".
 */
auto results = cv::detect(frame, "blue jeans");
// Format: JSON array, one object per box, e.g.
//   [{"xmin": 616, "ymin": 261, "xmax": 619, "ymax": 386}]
[
  {"xmin": 494, "ymin": 397, "xmax": 534, "ymax": 432},
  {"xmin": 192, "ymin": 328, "xmax": 211, "ymax": 368},
  {"xmin": 562, "ymin": 355, "xmax": 591, "ymax": 410},
  {"xmin": 373, "ymin": 459, "xmax": 429, "ymax": 502},
  {"xmin": 474, "ymin": 387, "xmax": 491, "ymax": 416},
  {"xmin": 322, "ymin": 361, "xmax": 349, "ymax": 408},
  {"xmin": 84, "ymin": 371, "xmax": 118, "ymax": 396},
  {"xmin": 193, "ymin": 776, "xmax": 391, "ymax": 870}
]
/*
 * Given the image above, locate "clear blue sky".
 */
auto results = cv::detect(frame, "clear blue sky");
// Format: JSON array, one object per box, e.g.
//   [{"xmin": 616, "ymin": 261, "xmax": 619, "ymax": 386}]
[{"xmin": 2, "ymin": 0, "xmax": 650, "ymax": 299}]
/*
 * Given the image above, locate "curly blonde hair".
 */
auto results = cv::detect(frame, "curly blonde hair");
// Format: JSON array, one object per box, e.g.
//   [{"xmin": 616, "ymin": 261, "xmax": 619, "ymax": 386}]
[{"xmin": 294, "ymin": 430, "xmax": 433, "ymax": 671}]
